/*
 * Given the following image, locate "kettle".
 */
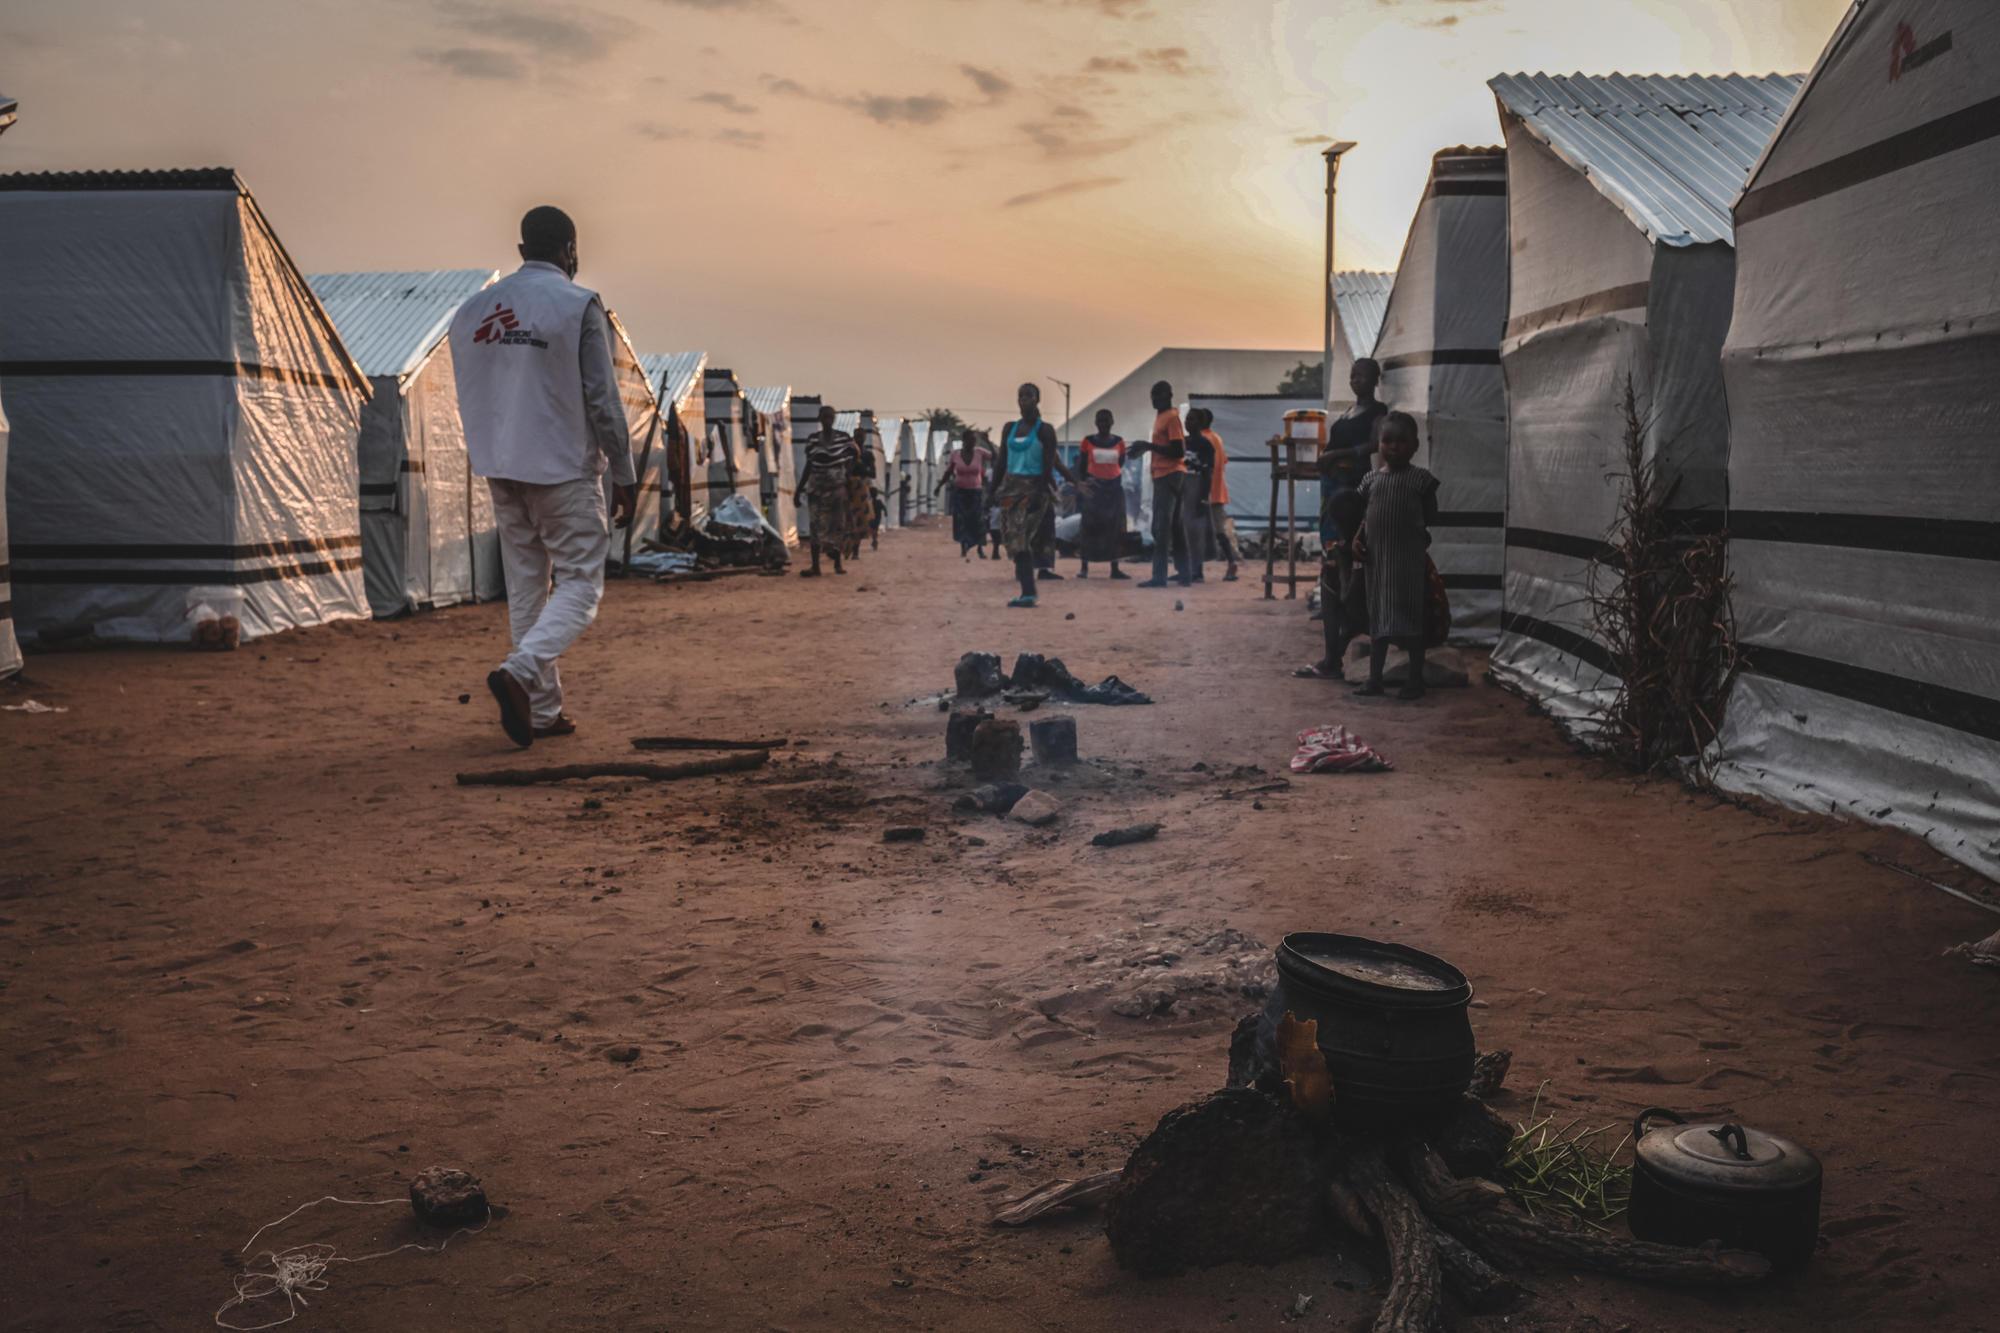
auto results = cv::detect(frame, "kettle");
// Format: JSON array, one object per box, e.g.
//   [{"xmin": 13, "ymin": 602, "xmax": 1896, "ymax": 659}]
[{"xmin": 1627, "ymin": 1107, "xmax": 1822, "ymax": 1270}]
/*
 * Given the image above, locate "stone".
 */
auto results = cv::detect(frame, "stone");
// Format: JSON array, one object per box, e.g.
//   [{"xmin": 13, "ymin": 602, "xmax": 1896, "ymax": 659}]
[
  {"xmin": 410, "ymin": 1166, "xmax": 489, "ymax": 1227},
  {"xmin": 964, "ymin": 782, "xmax": 1028, "ymax": 814},
  {"xmin": 953, "ymin": 652, "xmax": 1007, "ymax": 697},
  {"xmin": 883, "ymin": 826, "xmax": 926, "ymax": 843},
  {"xmin": 605, "ymin": 1045, "xmax": 641, "ymax": 1063},
  {"xmin": 1105, "ymin": 1089, "xmax": 1332, "ymax": 1277},
  {"xmin": 946, "ymin": 708, "xmax": 992, "ymax": 762},
  {"xmin": 1009, "ymin": 790, "xmax": 1062, "ymax": 827},
  {"xmin": 1028, "ymin": 716, "xmax": 1079, "ymax": 766},
  {"xmin": 969, "ymin": 718, "xmax": 1024, "ymax": 781}
]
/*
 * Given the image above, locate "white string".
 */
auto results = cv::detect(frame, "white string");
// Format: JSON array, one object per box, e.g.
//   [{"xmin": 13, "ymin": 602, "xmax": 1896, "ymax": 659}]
[{"xmin": 215, "ymin": 1195, "xmax": 489, "ymax": 1330}]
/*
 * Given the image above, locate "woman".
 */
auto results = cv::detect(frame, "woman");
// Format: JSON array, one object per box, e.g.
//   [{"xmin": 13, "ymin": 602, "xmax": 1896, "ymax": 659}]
[
  {"xmin": 797, "ymin": 404, "xmax": 856, "ymax": 577},
  {"xmin": 845, "ymin": 421, "xmax": 876, "ymax": 560},
  {"xmin": 933, "ymin": 430, "xmax": 993, "ymax": 559},
  {"xmin": 995, "ymin": 383, "xmax": 1087, "ymax": 608},
  {"xmin": 1076, "ymin": 408, "xmax": 1129, "ymax": 579}
]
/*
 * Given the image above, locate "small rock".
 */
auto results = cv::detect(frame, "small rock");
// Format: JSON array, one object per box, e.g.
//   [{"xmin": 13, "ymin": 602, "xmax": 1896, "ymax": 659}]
[
  {"xmin": 811, "ymin": 919, "xmax": 825, "ymax": 931},
  {"xmin": 1091, "ymin": 822, "xmax": 1160, "ymax": 848},
  {"xmin": 409, "ymin": 1166, "xmax": 488, "ymax": 1226},
  {"xmin": 1174, "ymin": 600, "xmax": 1184, "ymax": 611},
  {"xmin": 964, "ymin": 781, "xmax": 1028, "ymax": 814},
  {"xmin": 606, "ymin": 1045, "xmax": 640, "ymax": 1064},
  {"xmin": 1064, "ymin": 612, "xmax": 1076, "ymax": 620},
  {"xmin": 457, "ymin": 693, "xmax": 471, "ymax": 704},
  {"xmin": 965, "ymin": 835, "xmax": 988, "ymax": 847},
  {"xmin": 883, "ymin": 826, "xmax": 927, "ymax": 843},
  {"xmin": 1010, "ymin": 790, "xmax": 1062, "ymax": 827}
]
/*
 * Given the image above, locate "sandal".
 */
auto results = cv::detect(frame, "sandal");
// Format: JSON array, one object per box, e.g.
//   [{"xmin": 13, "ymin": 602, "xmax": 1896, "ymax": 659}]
[
  {"xmin": 534, "ymin": 714, "xmax": 578, "ymax": 739},
  {"xmin": 1007, "ymin": 595, "xmax": 1038, "ymax": 609},
  {"xmin": 1292, "ymin": 663, "xmax": 1342, "ymax": 680},
  {"xmin": 1352, "ymin": 682, "xmax": 1386, "ymax": 697}
]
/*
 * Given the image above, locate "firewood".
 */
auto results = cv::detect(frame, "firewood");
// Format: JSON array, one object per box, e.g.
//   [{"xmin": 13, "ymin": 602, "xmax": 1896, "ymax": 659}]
[
  {"xmin": 990, "ymin": 1169, "xmax": 1123, "ymax": 1226},
  {"xmin": 1346, "ymin": 1143, "xmax": 1442, "ymax": 1333},
  {"xmin": 1330, "ymin": 1169, "xmax": 1526, "ymax": 1316},
  {"xmin": 455, "ymin": 751, "xmax": 769, "ymax": 787},
  {"xmin": 1403, "ymin": 1143, "xmax": 1771, "ymax": 1287},
  {"xmin": 630, "ymin": 735, "xmax": 788, "ymax": 751}
]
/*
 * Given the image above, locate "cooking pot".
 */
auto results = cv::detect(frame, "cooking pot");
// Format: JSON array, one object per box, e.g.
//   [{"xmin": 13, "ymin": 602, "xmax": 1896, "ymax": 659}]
[{"xmin": 1627, "ymin": 1107, "xmax": 1821, "ymax": 1270}]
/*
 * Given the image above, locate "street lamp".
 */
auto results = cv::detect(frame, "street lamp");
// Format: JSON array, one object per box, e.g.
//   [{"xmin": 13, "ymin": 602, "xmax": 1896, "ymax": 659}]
[
  {"xmin": 1046, "ymin": 376, "xmax": 1072, "ymax": 439},
  {"xmin": 1320, "ymin": 140, "xmax": 1357, "ymax": 406}
]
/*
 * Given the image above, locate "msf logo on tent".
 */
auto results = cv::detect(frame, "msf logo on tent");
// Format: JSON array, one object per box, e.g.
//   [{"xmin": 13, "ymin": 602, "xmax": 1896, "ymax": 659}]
[
  {"xmin": 1890, "ymin": 22, "xmax": 1952, "ymax": 81},
  {"xmin": 471, "ymin": 303, "xmax": 548, "ymax": 349}
]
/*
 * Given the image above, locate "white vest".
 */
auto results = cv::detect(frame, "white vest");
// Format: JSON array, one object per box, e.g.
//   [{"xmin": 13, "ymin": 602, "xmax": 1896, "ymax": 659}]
[{"xmin": 449, "ymin": 261, "xmax": 600, "ymax": 485}]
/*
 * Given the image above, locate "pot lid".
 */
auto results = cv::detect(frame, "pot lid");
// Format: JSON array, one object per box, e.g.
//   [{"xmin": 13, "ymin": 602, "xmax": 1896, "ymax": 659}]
[{"xmin": 1634, "ymin": 1113, "xmax": 1821, "ymax": 1193}]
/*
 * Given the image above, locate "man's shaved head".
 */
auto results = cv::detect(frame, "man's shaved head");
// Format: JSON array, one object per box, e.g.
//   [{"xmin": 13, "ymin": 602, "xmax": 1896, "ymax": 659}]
[{"xmin": 520, "ymin": 205, "xmax": 577, "ymax": 260}]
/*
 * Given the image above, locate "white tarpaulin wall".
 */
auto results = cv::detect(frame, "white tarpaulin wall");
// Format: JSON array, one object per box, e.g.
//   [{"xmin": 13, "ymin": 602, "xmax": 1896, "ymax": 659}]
[
  {"xmin": 910, "ymin": 422, "xmax": 935, "ymax": 516},
  {"xmin": 641, "ymin": 351, "xmax": 706, "ymax": 528},
  {"xmin": 1187, "ymin": 395, "xmax": 1320, "ymax": 538},
  {"xmin": 701, "ymin": 368, "xmax": 760, "ymax": 519},
  {"xmin": 605, "ymin": 313, "xmax": 663, "ymax": 571},
  {"xmin": 1374, "ymin": 148, "xmax": 1509, "ymax": 642},
  {"xmin": 1487, "ymin": 74, "xmax": 1798, "ymax": 730},
  {"xmin": 745, "ymin": 385, "xmax": 797, "ymax": 546},
  {"xmin": 868, "ymin": 416, "xmax": 902, "ymax": 530},
  {"xmin": 309, "ymin": 269, "xmax": 502, "ymax": 617},
  {"xmin": 789, "ymin": 394, "xmax": 822, "ymax": 539},
  {"xmin": 0, "ymin": 390, "xmax": 19, "ymax": 676},
  {"xmin": 1709, "ymin": 0, "xmax": 2000, "ymax": 878},
  {"xmin": 0, "ymin": 169, "xmax": 369, "ymax": 644}
]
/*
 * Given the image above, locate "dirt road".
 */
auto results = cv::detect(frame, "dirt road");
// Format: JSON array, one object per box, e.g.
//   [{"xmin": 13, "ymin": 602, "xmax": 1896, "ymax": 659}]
[{"xmin": 3, "ymin": 526, "xmax": 1996, "ymax": 1332}]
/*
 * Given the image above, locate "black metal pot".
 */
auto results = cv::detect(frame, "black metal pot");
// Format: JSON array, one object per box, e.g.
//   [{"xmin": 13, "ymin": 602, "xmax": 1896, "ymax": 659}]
[
  {"xmin": 1268, "ymin": 933, "xmax": 1475, "ymax": 1129},
  {"xmin": 1627, "ymin": 1108, "xmax": 1822, "ymax": 1270}
]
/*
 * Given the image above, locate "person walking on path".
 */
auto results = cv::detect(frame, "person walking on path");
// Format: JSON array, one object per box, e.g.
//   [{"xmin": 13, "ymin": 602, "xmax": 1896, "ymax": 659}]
[
  {"xmin": 1353, "ymin": 411, "xmax": 1439, "ymax": 700},
  {"xmin": 933, "ymin": 429, "xmax": 994, "ymax": 559},
  {"xmin": 450, "ymin": 205, "xmax": 635, "ymax": 749},
  {"xmin": 1129, "ymin": 381, "xmax": 1190, "ymax": 588},
  {"xmin": 798, "ymin": 404, "xmax": 857, "ymax": 577},
  {"xmin": 1076, "ymin": 409, "xmax": 1129, "ymax": 579},
  {"xmin": 995, "ymin": 382, "xmax": 1087, "ymax": 608}
]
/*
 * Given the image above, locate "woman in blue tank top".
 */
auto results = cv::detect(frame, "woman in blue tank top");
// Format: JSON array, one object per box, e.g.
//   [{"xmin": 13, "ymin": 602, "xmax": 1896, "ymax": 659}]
[{"xmin": 993, "ymin": 383, "xmax": 1087, "ymax": 608}]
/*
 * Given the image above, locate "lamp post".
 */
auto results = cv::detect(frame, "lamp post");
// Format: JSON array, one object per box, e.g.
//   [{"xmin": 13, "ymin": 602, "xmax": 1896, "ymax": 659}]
[
  {"xmin": 1320, "ymin": 140, "xmax": 1357, "ymax": 406},
  {"xmin": 1046, "ymin": 376, "xmax": 1072, "ymax": 439}
]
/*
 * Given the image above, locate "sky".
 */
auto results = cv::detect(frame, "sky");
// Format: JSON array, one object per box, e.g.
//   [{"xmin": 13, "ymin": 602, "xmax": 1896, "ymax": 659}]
[{"xmin": 2, "ymin": 0, "xmax": 1848, "ymax": 428}]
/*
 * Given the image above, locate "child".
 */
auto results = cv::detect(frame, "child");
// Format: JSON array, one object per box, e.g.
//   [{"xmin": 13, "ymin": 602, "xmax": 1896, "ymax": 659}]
[{"xmin": 1354, "ymin": 411, "xmax": 1439, "ymax": 700}]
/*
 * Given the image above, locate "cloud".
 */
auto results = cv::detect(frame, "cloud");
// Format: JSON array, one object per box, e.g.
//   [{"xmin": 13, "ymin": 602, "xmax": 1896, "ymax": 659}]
[
  {"xmin": 714, "ymin": 127, "xmax": 766, "ymax": 148},
  {"xmin": 657, "ymin": 0, "xmax": 783, "ymax": 10},
  {"xmin": 961, "ymin": 64, "xmax": 1012, "ymax": 101},
  {"xmin": 1082, "ymin": 46, "xmax": 1196, "ymax": 76},
  {"xmin": 764, "ymin": 75, "xmax": 806, "ymax": 95},
  {"xmin": 1016, "ymin": 101, "xmax": 1133, "ymax": 159},
  {"xmin": 693, "ymin": 90, "xmax": 758, "ymax": 114},
  {"xmin": 415, "ymin": 46, "xmax": 528, "ymax": 80},
  {"xmin": 1003, "ymin": 176, "xmax": 1125, "ymax": 209},
  {"xmin": 635, "ymin": 120, "xmax": 690, "ymax": 140},
  {"xmin": 1084, "ymin": 55, "xmax": 1138, "ymax": 74},
  {"xmin": 854, "ymin": 93, "xmax": 954, "ymax": 125},
  {"xmin": 1293, "ymin": 133, "xmax": 1336, "ymax": 145},
  {"xmin": 431, "ymin": 0, "xmax": 634, "ymax": 63}
]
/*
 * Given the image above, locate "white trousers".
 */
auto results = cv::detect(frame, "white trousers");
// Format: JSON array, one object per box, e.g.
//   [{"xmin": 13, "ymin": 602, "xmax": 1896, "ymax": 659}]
[{"xmin": 489, "ymin": 477, "xmax": 609, "ymax": 727}]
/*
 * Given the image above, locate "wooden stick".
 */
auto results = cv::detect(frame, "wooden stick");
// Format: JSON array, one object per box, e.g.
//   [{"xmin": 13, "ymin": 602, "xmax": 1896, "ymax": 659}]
[
  {"xmin": 1331, "ymin": 1169, "xmax": 1525, "ymax": 1316},
  {"xmin": 456, "ymin": 751, "xmax": 769, "ymax": 787},
  {"xmin": 631, "ymin": 735, "xmax": 789, "ymax": 752},
  {"xmin": 1403, "ymin": 1143, "xmax": 1771, "ymax": 1287},
  {"xmin": 990, "ymin": 1169, "xmax": 1123, "ymax": 1227},
  {"xmin": 1347, "ymin": 1143, "xmax": 1443, "ymax": 1333}
]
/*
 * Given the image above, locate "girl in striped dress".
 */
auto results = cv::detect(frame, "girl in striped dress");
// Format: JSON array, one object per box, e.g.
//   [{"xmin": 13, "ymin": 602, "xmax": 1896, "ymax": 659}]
[{"xmin": 1354, "ymin": 411, "xmax": 1439, "ymax": 700}]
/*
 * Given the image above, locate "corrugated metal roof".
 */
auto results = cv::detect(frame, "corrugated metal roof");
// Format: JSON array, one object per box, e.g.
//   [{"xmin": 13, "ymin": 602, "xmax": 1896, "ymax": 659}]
[
  {"xmin": 1335, "ymin": 270, "xmax": 1394, "ymax": 358},
  {"xmin": 834, "ymin": 411, "xmax": 863, "ymax": 435},
  {"xmin": 307, "ymin": 269, "xmax": 497, "ymax": 380},
  {"xmin": 745, "ymin": 385, "xmax": 790, "ymax": 419},
  {"xmin": 640, "ymin": 351, "xmax": 707, "ymax": 409},
  {"xmin": 0, "ymin": 167, "xmax": 242, "ymax": 192},
  {"xmin": 1489, "ymin": 72, "xmax": 1801, "ymax": 247}
]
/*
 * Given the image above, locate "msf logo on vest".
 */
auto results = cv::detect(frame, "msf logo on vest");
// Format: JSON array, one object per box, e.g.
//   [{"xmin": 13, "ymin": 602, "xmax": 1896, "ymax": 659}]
[{"xmin": 470, "ymin": 303, "xmax": 549, "ymax": 349}]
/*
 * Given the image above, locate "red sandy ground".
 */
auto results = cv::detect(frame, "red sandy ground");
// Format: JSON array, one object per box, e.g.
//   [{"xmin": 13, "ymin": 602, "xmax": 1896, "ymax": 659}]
[{"xmin": 2, "ymin": 526, "xmax": 1997, "ymax": 1333}]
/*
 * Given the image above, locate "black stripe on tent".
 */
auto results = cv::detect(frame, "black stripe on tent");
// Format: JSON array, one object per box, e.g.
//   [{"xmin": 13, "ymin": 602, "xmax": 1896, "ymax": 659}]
[
  {"xmin": 1379, "ymin": 348, "xmax": 1503, "ymax": 372},
  {"xmin": 1739, "ymin": 644, "xmax": 2000, "ymax": 746},
  {"xmin": 1441, "ymin": 573, "xmax": 1502, "ymax": 591},
  {"xmin": 1500, "ymin": 610, "xmax": 1617, "ymax": 675},
  {"xmin": 1504, "ymin": 281, "xmax": 1650, "ymax": 340},
  {"xmin": 0, "ymin": 359, "xmax": 357, "ymax": 392},
  {"xmin": 13, "ymin": 535, "xmax": 362, "ymax": 561},
  {"xmin": 1731, "ymin": 510, "xmax": 2000, "ymax": 563},
  {"xmin": 1738, "ymin": 91, "xmax": 2000, "ymax": 225},
  {"xmin": 1429, "ymin": 180, "xmax": 1507, "ymax": 198},
  {"xmin": 13, "ymin": 555, "xmax": 364, "ymax": 587},
  {"xmin": 360, "ymin": 483, "xmax": 398, "ymax": 498},
  {"xmin": 0, "ymin": 600, "xmax": 11, "ymax": 623},
  {"xmin": 1506, "ymin": 526, "xmax": 1612, "ymax": 562},
  {"xmin": 1436, "ymin": 511, "xmax": 1504, "ymax": 528}
]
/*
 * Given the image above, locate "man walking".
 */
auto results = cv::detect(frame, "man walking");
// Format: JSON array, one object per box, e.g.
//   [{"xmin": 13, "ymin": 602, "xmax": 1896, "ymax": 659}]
[{"xmin": 450, "ymin": 205, "xmax": 636, "ymax": 748}]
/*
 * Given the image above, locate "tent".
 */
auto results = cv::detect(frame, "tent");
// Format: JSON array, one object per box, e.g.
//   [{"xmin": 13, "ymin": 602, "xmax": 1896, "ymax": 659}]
[
  {"xmin": 1060, "ymin": 347, "xmax": 1318, "ymax": 440},
  {"xmin": 0, "ymin": 168, "xmax": 371, "ymax": 645},
  {"xmin": 1708, "ymin": 0, "xmax": 2000, "ymax": 878},
  {"xmin": 745, "ymin": 385, "xmax": 798, "ymax": 545},
  {"xmin": 701, "ymin": 367, "xmax": 761, "ymax": 517},
  {"xmin": 641, "ymin": 351, "xmax": 706, "ymax": 527},
  {"xmin": 878, "ymin": 416, "xmax": 914, "ymax": 525},
  {"xmin": 789, "ymin": 393, "xmax": 823, "ymax": 539},
  {"xmin": 308, "ymin": 269, "xmax": 502, "ymax": 616},
  {"xmin": 909, "ymin": 421, "xmax": 935, "ymax": 517},
  {"xmin": 1373, "ymin": 148, "xmax": 1509, "ymax": 641},
  {"xmin": 1486, "ymin": 73, "xmax": 1800, "ymax": 726},
  {"xmin": 604, "ymin": 312, "xmax": 664, "ymax": 570},
  {"xmin": 0, "ymin": 92, "xmax": 15, "ymax": 138},
  {"xmin": 1328, "ymin": 270, "xmax": 1394, "ymax": 407}
]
